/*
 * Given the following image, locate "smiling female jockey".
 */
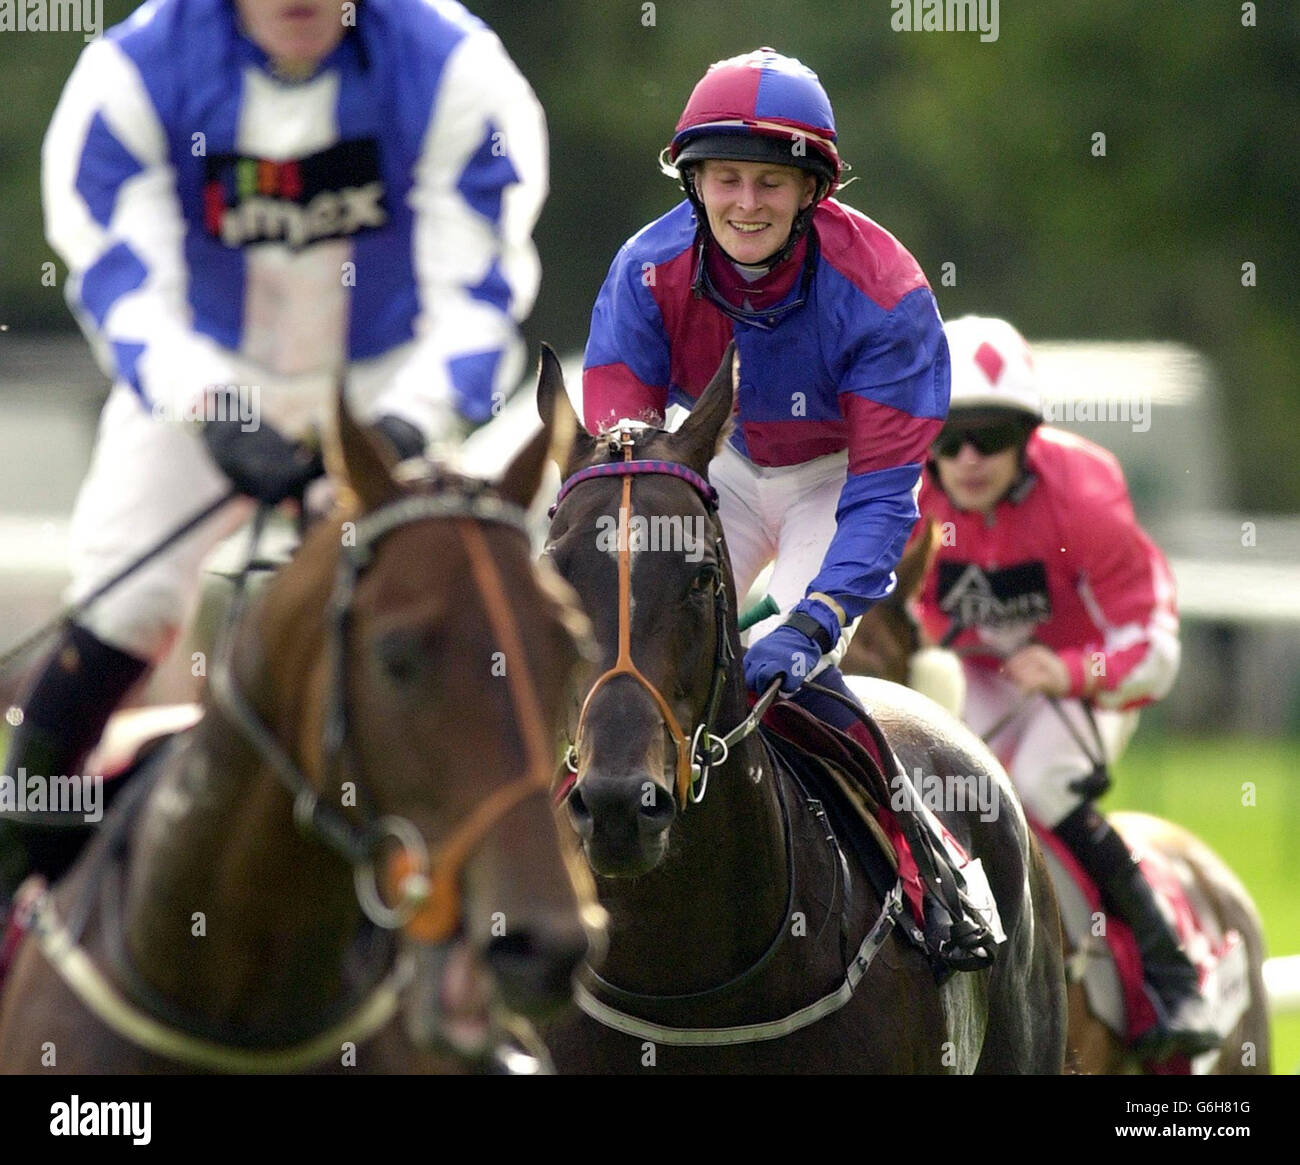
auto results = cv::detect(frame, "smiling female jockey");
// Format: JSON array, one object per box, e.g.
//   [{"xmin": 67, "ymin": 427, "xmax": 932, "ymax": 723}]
[
  {"xmin": 0, "ymin": 0, "xmax": 546, "ymax": 906},
  {"xmin": 582, "ymin": 47, "xmax": 949, "ymax": 753},
  {"xmin": 915, "ymin": 314, "xmax": 1217, "ymax": 1058}
]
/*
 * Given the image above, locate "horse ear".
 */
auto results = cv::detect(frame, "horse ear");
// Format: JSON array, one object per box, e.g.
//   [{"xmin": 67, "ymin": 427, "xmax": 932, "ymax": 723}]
[
  {"xmin": 498, "ymin": 418, "xmax": 552, "ymax": 510},
  {"xmin": 498, "ymin": 346, "xmax": 566, "ymax": 509},
  {"xmin": 534, "ymin": 342, "xmax": 593, "ymax": 476},
  {"xmin": 334, "ymin": 382, "xmax": 403, "ymax": 511},
  {"xmin": 892, "ymin": 518, "xmax": 942, "ymax": 603},
  {"xmin": 672, "ymin": 341, "xmax": 736, "ymax": 474}
]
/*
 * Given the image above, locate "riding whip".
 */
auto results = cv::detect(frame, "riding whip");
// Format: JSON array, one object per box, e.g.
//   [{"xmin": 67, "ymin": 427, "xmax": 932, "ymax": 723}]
[{"xmin": 0, "ymin": 487, "xmax": 240, "ymax": 673}]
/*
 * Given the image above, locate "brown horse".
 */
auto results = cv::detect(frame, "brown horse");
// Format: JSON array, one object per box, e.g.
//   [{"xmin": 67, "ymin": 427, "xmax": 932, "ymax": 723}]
[
  {"xmin": 537, "ymin": 350, "xmax": 1066, "ymax": 1074},
  {"xmin": 0, "ymin": 372, "xmax": 601, "ymax": 1073},
  {"xmin": 842, "ymin": 525, "xmax": 1272, "ymax": 1075}
]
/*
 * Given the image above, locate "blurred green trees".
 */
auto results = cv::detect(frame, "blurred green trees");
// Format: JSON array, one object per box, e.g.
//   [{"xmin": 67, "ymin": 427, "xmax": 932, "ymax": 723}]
[{"xmin": 2, "ymin": 0, "xmax": 1296, "ymax": 507}]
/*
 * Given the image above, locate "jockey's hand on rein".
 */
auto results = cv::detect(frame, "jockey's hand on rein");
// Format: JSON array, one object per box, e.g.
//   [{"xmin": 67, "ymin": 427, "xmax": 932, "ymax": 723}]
[
  {"xmin": 200, "ymin": 388, "xmax": 325, "ymax": 505},
  {"xmin": 1002, "ymin": 643, "xmax": 1071, "ymax": 698},
  {"xmin": 743, "ymin": 618, "xmax": 828, "ymax": 695},
  {"xmin": 372, "ymin": 414, "xmax": 427, "ymax": 463}
]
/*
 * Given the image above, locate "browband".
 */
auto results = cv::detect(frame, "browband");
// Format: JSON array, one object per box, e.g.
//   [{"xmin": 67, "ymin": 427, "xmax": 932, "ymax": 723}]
[{"xmin": 550, "ymin": 459, "xmax": 719, "ymax": 517}]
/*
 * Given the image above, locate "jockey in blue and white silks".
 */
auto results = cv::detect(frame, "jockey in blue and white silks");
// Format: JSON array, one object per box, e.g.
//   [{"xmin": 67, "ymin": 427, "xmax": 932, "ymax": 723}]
[
  {"xmin": 46, "ymin": 0, "xmax": 545, "ymax": 443},
  {"xmin": 1, "ymin": 0, "xmax": 546, "ymax": 904}
]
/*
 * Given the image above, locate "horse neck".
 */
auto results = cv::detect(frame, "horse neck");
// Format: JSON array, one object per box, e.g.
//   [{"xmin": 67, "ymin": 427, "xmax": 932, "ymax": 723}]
[
  {"xmin": 668, "ymin": 564, "xmax": 792, "ymax": 920},
  {"xmin": 122, "ymin": 544, "xmax": 365, "ymax": 1036}
]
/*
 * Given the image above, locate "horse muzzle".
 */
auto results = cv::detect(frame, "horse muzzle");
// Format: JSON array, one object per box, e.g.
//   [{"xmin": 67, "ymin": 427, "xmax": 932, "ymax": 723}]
[
  {"xmin": 566, "ymin": 768, "xmax": 676, "ymax": 877},
  {"xmin": 401, "ymin": 938, "xmax": 496, "ymax": 1059},
  {"xmin": 400, "ymin": 906, "xmax": 590, "ymax": 1068}
]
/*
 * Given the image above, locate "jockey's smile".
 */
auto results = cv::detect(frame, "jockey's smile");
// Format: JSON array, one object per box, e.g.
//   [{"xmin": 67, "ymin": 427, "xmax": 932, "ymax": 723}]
[{"xmin": 696, "ymin": 159, "xmax": 817, "ymax": 267}]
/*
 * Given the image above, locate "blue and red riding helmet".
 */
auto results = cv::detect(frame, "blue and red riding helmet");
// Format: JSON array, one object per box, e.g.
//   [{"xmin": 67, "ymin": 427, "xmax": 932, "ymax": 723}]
[{"xmin": 662, "ymin": 48, "xmax": 843, "ymax": 267}]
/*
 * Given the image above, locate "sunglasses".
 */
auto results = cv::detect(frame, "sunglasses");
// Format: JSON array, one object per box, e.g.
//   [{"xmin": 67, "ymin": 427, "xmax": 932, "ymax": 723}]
[{"xmin": 931, "ymin": 421, "xmax": 1027, "ymax": 459}]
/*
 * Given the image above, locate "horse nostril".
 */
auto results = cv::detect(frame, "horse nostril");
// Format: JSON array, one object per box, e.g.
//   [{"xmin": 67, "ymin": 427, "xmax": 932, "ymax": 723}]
[
  {"xmin": 566, "ymin": 788, "xmax": 594, "ymax": 838},
  {"xmin": 486, "ymin": 927, "xmax": 587, "ymax": 1010},
  {"xmin": 487, "ymin": 930, "xmax": 538, "ymax": 968},
  {"xmin": 637, "ymin": 785, "xmax": 676, "ymax": 836}
]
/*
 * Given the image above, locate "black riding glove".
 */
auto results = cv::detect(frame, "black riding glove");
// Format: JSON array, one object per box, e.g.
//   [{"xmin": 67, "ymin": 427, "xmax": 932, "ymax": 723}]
[
  {"xmin": 372, "ymin": 414, "xmax": 427, "ymax": 463},
  {"xmin": 200, "ymin": 389, "xmax": 324, "ymax": 504}
]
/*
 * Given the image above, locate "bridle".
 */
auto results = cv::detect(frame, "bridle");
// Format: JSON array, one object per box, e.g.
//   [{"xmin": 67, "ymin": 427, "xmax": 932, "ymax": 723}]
[
  {"xmin": 210, "ymin": 480, "xmax": 560, "ymax": 946},
  {"xmin": 547, "ymin": 433, "xmax": 918, "ymax": 1042},
  {"xmin": 550, "ymin": 427, "xmax": 779, "ymax": 809}
]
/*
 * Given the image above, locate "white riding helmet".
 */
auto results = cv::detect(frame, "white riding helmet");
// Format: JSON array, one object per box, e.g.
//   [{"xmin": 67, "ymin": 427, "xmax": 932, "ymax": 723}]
[{"xmin": 944, "ymin": 315, "xmax": 1043, "ymax": 420}]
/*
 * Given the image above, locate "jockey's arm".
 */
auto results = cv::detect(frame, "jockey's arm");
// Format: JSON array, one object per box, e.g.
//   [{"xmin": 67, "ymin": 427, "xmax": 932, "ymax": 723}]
[
  {"xmin": 369, "ymin": 26, "xmax": 548, "ymax": 443},
  {"xmin": 794, "ymin": 289, "xmax": 949, "ymax": 646},
  {"xmin": 580, "ymin": 245, "xmax": 674, "ymax": 434},
  {"xmin": 1052, "ymin": 466, "xmax": 1181, "ymax": 710},
  {"xmin": 1002, "ymin": 644, "xmax": 1072, "ymax": 698},
  {"xmin": 42, "ymin": 37, "xmax": 239, "ymax": 419}
]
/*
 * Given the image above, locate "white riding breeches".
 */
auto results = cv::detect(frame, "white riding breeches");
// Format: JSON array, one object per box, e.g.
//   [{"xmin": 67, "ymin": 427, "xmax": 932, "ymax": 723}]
[
  {"xmin": 66, "ymin": 347, "xmax": 437, "ymax": 662},
  {"xmin": 961, "ymin": 664, "xmax": 1139, "ymax": 829},
  {"xmin": 68, "ymin": 386, "xmax": 254, "ymax": 662},
  {"xmin": 710, "ymin": 443, "xmax": 859, "ymax": 668}
]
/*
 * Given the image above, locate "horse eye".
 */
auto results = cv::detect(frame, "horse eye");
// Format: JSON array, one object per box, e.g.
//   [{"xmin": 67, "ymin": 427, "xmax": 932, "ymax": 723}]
[
  {"xmin": 688, "ymin": 568, "xmax": 716, "ymax": 594},
  {"xmin": 376, "ymin": 631, "xmax": 422, "ymax": 685}
]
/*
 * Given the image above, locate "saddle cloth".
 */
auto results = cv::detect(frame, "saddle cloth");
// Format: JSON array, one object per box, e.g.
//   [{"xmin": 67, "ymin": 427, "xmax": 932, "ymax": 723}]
[
  {"xmin": 1035, "ymin": 822, "xmax": 1251, "ymax": 1074},
  {"xmin": 759, "ymin": 699, "xmax": 1005, "ymax": 972}
]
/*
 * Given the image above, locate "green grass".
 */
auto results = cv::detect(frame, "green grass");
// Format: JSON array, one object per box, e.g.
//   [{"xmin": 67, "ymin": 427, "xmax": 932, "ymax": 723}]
[{"xmin": 1105, "ymin": 734, "xmax": 1300, "ymax": 1075}]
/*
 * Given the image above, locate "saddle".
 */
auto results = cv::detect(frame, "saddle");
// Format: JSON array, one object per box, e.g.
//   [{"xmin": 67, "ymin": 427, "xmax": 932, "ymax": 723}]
[{"xmin": 759, "ymin": 700, "xmax": 1005, "ymax": 979}]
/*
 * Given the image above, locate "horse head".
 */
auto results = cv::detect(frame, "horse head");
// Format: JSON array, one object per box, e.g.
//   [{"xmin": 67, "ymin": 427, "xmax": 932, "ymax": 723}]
[
  {"xmin": 841, "ymin": 517, "xmax": 938, "ymax": 686},
  {"xmin": 543, "ymin": 346, "xmax": 742, "ymax": 877},
  {"xmin": 227, "ymin": 362, "xmax": 602, "ymax": 1064}
]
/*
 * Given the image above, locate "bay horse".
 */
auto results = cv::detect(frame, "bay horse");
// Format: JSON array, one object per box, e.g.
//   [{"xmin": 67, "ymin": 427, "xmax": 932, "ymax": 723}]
[
  {"xmin": 537, "ymin": 349, "xmax": 1066, "ymax": 1073},
  {"xmin": 842, "ymin": 524, "xmax": 1272, "ymax": 1075},
  {"xmin": 0, "ymin": 375, "xmax": 601, "ymax": 1073}
]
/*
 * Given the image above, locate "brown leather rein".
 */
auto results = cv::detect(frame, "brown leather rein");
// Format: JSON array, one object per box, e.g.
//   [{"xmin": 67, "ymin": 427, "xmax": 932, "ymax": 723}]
[{"xmin": 210, "ymin": 488, "xmax": 558, "ymax": 946}]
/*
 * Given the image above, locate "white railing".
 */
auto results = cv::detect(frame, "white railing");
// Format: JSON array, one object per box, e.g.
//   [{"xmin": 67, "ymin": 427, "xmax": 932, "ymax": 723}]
[{"xmin": 1263, "ymin": 954, "xmax": 1300, "ymax": 1014}]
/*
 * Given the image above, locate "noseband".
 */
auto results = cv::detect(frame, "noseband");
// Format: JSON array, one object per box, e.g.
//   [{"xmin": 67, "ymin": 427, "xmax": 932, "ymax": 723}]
[
  {"xmin": 211, "ymin": 483, "xmax": 557, "ymax": 946},
  {"xmin": 551, "ymin": 429, "xmax": 776, "ymax": 809}
]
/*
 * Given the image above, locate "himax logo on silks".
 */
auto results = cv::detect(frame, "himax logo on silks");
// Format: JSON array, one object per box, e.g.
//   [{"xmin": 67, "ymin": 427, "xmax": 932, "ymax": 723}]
[{"xmin": 202, "ymin": 139, "xmax": 387, "ymax": 251}]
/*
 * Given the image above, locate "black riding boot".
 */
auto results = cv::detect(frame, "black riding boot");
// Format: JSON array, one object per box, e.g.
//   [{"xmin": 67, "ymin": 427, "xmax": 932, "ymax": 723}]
[
  {"xmin": 1054, "ymin": 803, "xmax": 1220, "ymax": 1059},
  {"xmin": 1, "ymin": 624, "xmax": 149, "ymax": 905}
]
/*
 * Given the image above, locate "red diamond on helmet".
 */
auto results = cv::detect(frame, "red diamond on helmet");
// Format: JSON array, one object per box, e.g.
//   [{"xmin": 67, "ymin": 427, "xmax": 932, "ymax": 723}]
[{"xmin": 974, "ymin": 341, "xmax": 1005, "ymax": 385}]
